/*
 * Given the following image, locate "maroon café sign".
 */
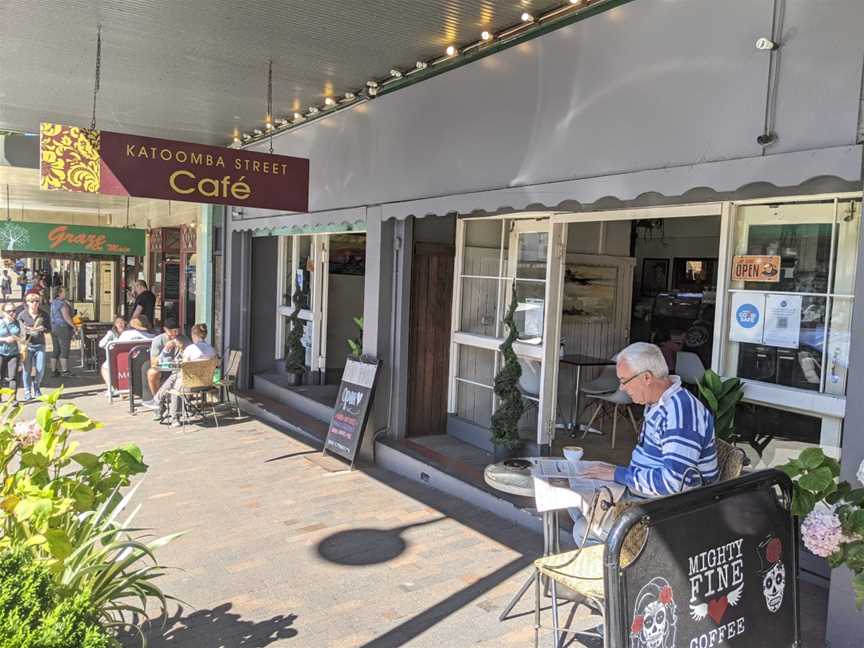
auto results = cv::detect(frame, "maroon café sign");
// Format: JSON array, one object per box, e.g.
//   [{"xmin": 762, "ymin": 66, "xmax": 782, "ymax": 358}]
[{"xmin": 40, "ymin": 123, "xmax": 309, "ymax": 211}]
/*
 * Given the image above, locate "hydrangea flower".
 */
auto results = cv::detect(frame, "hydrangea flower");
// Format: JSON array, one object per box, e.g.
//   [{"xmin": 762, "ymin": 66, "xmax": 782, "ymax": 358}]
[
  {"xmin": 13, "ymin": 420, "xmax": 42, "ymax": 447},
  {"xmin": 801, "ymin": 509, "xmax": 844, "ymax": 558}
]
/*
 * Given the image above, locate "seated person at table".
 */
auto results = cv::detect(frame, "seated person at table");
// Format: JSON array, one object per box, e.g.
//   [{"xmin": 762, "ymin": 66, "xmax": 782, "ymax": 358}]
[
  {"xmin": 142, "ymin": 323, "xmax": 216, "ymax": 426},
  {"xmin": 573, "ymin": 342, "xmax": 718, "ymax": 544},
  {"xmin": 99, "ymin": 316, "xmax": 126, "ymax": 397},
  {"xmin": 145, "ymin": 318, "xmax": 191, "ymax": 397}
]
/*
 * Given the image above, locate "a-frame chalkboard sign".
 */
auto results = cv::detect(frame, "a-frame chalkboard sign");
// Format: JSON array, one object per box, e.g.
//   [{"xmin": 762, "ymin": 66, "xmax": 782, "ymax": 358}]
[{"xmin": 323, "ymin": 356, "xmax": 380, "ymax": 469}]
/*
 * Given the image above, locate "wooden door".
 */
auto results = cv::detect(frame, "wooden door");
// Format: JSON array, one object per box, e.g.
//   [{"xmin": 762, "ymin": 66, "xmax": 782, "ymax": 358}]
[{"xmin": 407, "ymin": 243, "xmax": 454, "ymax": 437}]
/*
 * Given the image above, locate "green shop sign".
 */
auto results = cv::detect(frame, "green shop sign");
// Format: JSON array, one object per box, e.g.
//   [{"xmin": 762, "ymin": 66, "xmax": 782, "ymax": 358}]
[{"xmin": 0, "ymin": 221, "xmax": 145, "ymax": 257}]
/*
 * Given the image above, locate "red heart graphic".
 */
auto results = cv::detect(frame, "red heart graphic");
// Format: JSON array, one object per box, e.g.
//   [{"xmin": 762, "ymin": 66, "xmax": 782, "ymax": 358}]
[{"xmin": 707, "ymin": 596, "xmax": 728, "ymax": 624}]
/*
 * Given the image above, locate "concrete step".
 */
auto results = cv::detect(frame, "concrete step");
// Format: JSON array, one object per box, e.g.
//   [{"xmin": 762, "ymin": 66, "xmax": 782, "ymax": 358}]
[
  {"xmin": 237, "ymin": 390, "xmax": 328, "ymax": 448},
  {"xmin": 251, "ymin": 372, "xmax": 336, "ymax": 424}
]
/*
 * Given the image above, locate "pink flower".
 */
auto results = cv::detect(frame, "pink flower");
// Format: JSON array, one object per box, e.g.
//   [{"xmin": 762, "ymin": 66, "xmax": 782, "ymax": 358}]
[
  {"xmin": 801, "ymin": 509, "xmax": 844, "ymax": 558},
  {"xmin": 13, "ymin": 420, "xmax": 42, "ymax": 447}
]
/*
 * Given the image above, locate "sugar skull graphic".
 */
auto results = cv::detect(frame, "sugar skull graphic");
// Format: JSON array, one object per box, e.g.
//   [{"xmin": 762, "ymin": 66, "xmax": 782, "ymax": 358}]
[
  {"xmin": 758, "ymin": 536, "xmax": 786, "ymax": 613},
  {"xmin": 630, "ymin": 577, "xmax": 677, "ymax": 648}
]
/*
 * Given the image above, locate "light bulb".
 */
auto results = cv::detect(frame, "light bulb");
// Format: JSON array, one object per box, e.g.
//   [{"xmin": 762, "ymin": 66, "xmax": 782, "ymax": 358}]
[
  {"xmin": 390, "ymin": 68, "xmax": 403, "ymax": 78},
  {"xmin": 324, "ymin": 97, "xmax": 336, "ymax": 107},
  {"xmin": 446, "ymin": 45, "xmax": 457, "ymax": 56},
  {"xmin": 307, "ymin": 106, "xmax": 319, "ymax": 115},
  {"xmin": 232, "ymin": 135, "xmax": 241, "ymax": 144},
  {"xmin": 366, "ymin": 80, "xmax": 379, "ymax": 88},
  {"xmin": 481, "ymin": 31, "xmax": 492, "ymax": 41},
  {"xmin": 252, "ymin": 128, "xmax": 263, "ymax": 136},
  {"xmin": 344, "ymin": 92, "xmax": 356, "ymax": 100},
  {"xmin": 293, "ymin": 112, "xmax": 302, "ymax": 120},
  {"xmin": 521, "ymin": 12, "xmax": 533, "ymax": 22},
  {"xmin": 415, "ymin": 61, "xmax": 428, "ymax": 70}
]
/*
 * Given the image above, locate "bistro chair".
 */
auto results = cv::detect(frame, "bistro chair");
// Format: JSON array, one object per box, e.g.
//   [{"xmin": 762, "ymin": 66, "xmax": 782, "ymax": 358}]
[
  {"xmin": 675, "ymin": 350, "xmax": 706, "ymax": 385},
  {"xmin": 170, "ymin": 358, "xmax": 220, "ymax": 428},
  {"xmin": 580, "ymin": 387, "xmax": 640, "ymax": 449},
  {"xmin": 216, "ymin": 349, "xmax": 243, "ymax": 417},
  {"xmin": 532, "ymin": 439, "xmax": 746, "ymax": 647}
]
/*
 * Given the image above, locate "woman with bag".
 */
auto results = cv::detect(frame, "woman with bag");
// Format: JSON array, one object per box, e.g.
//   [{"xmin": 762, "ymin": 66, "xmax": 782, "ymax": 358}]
[{"xmin": 17, "ymin": 293, "xmax": 48, "ymax": 401}]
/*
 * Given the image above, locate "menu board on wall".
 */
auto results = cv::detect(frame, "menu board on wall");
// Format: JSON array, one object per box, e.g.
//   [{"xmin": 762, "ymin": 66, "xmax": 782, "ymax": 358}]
[{"xmin": 323, "ymin": 357, "xmax": 380, "ymax": 467}]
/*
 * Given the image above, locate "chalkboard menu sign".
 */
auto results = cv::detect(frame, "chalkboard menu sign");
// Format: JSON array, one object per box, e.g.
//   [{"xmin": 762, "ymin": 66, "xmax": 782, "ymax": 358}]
[{"xmin": 324, "ymin": 357, "xmax": 380, "ymax": 467}]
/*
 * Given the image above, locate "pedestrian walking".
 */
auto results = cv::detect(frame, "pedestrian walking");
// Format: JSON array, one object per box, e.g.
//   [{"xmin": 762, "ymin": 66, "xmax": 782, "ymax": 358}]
[
  {"xmin": 16, "ymin": 269, "xmax": 27, "ymax": 300},
  {"xmin": 0, "ymin": 303, "xmax": 21, "ymax": 402},
  {"xmin": 1, "ymin": 271, "xmax": 11, "ymax": 301},
  {"xmin": 49, "ymin": 287, "xmax": 76, "ymax": 378},
  {"xmin": 17, "ymin": 293, "xmax": 48, "ymax": 401}
]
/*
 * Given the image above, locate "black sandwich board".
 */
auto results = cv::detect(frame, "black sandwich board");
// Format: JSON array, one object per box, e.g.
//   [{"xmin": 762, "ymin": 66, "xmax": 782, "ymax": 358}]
[
  {"xmin": 323, "ymin": 356, "xmax": 380, "ymax": 468},
  {"xmin": 604, "ymin": 469, "xmax": 800, "ymax": 648}
]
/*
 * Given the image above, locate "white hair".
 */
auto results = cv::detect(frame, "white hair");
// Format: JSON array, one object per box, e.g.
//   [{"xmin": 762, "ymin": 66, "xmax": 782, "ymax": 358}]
[{"xmin": 617, "ymin": 342, "xmax": 669, "ymax": 378}]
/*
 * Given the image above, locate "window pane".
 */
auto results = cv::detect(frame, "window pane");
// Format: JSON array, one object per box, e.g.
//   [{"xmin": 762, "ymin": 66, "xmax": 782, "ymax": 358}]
[
  {"xmin": 456, "ymin": 381, "xmax": 492, "ymax": 428},
  {"xmin": 463, "ymin": 220, "xmax": 503, "ymax": 277},
  {"xmin": 736, "ymin": 404, "xmax": 835, "ymax": 470},
  {"xmin": 459, "ymin": 277, "xmax": 500, "ymax": 336},
  {"xmin": 457, "ymin": 346, "xmax": 495, "ymax": 386},
  {"xmin": 825, "ymin": 297, "xmax": 852, "ymax": 396},
  {"xmin": 743, "ymin": 224, "xmax": 831, "ymax": 293},
  {"xmin": 733, "ymin": 296, "xmax": 825, "ymax": 391},
  {"xmin": 515, "ymin": 232, "xmax": 548, "ymax": 280},
  {"xmin": 513, "ymin": 280, "xmax": 545, "ymax": 343},
  {"xmin": 296, "ymin": 236, "xmax": 313, "ymax": 310},
  {"xmin": 281, "ymin": 238, "xmax": 293, "ymax": 305},
  {"xmin": 833, "ymin": 201, "xmax": 861, "ymax": 294}
]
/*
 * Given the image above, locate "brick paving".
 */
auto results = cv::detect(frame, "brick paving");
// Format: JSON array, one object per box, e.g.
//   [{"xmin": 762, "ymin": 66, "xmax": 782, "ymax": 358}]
[{"xmin": 33, "ymin": 376, "xmax": 827, "ymax": 647}]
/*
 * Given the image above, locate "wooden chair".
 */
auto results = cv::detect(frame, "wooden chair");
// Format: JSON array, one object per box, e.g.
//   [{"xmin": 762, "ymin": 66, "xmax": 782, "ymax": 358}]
[
  {"xmin": 215, "ymin": 349, "xmax": 242, "ymax": 417},
  {"xmin": 532, "ymin": 438, "xmax": 746, "ymax": 646},
  {"xmin": 169, "ymin": 358, "xmax": 219, "ymax": 428}
]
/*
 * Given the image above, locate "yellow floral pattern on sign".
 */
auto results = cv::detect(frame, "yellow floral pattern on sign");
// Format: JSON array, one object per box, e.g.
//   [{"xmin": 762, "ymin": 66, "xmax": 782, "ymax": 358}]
[{"xmin": 39, "ymin": 123, "xmax": 101, "ymax": 193}]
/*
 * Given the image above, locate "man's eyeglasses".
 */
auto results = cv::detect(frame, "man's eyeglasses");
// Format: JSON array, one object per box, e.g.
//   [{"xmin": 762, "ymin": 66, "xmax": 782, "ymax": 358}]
[{"xmin": 619, "ymin": 370, "xmax": 649, "ymax": 388}]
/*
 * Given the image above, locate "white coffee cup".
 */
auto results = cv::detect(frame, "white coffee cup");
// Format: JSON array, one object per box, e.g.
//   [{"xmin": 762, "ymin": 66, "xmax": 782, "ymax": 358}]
[{"xmin": 563, "ymin": 446, "xmax": 584, "ymax": 463}]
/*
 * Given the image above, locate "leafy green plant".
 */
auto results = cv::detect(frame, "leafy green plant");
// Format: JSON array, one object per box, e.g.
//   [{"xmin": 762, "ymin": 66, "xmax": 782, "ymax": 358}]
[
  {"xmin": 284, "ymin": 285, "xmax": 306, "ymax": 374},
  {"xmin": 780, "ymin": 448, "xmax": 864, "ymax": 608},
  {"xmin": 0, "ymin": 389, "xmax": 148, "ymax": 571},
  {"xmin": 57, "ymin": 482, "xmax": 185, "ymax": 643},
  {"xmin": 490, "ymin": 287, "xmax": 524, "ymax": 448},
  {"xmin": 697, "ymin": 369, "xmax": 744, "ymax": 443},
  {"xmin": 0, "ymin": 549, "xmax": 113, "ymax": 648},
  {"xmin": 347, "ymin": 317, "xmax": 363, "ymax": 358}
]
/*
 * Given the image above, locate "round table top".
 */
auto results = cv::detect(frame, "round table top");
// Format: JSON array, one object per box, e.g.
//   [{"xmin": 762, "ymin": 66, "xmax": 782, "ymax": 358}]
[{"xmin": 483, "ymin": 457, "xmax": 538, "ymax": 497}]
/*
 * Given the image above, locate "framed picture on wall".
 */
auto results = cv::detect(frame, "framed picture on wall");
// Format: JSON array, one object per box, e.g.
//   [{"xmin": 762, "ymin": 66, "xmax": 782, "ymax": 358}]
[{"xmin": 641, "ymin": 258, "xmax": 669, "ymax": 296}]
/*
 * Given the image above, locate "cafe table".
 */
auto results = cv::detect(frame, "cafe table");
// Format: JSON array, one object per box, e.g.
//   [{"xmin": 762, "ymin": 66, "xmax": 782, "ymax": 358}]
[
  {"xmin": 559, "ymin": 353, "xmax": 616, "ymax": 437},
  {"xmin": 483, "ymin": 457, "xmax": 561, "ymax": 622}
]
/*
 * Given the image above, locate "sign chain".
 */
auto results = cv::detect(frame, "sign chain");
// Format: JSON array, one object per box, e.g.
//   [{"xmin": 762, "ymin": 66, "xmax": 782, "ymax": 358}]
[
  {"xmin": 90, "ymin": 23, "xmax": 102, "ymax": 130},
  {"xmin": 267, "ymin": 60, "xmax": 274, "ymax": 154}
]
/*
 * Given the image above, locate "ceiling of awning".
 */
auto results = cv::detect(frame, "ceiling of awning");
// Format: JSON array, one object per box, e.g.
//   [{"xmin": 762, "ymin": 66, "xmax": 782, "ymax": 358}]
[{"xmin": 1, "ymin": 1, "xmax": 571, "ymax": 146}]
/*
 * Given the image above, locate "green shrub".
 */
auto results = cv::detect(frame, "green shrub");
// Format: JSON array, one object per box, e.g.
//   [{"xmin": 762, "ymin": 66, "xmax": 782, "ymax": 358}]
[{"xmin": 0, "ymin": 549, "xmax": 114, "ymax": 648}]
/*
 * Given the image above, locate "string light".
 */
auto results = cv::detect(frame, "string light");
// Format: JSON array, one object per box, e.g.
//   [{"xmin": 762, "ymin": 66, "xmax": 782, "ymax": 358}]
[
  {"xmin": 445, "ymin": 45, "xmax": 458, "ymax": 56},
  {"xmin": 521, "ymin": 12, "xmax": 534, "ymax": 22},
  {"xmin": 481, "ymin": 31, "xmax": 493, "ymax": 41},
  {"xmin": 307, "ymin": 106, "xmax": 319, "ymax": 115},
  {"xmin": 275, "ymin": 118, "xmax": 289, "ymax": 127},
  {"xmin": 343, "ymin": 92, "xmax": 356, "ymax": 100},
  {"xmin": 252, "ymin": 128, "xmax": 263, "ymax": 136},
  {"xmin": 390, "ymin": 68, "xmax": 403, "ymax": 79},
  {"xmin": 324, "ymin": 97, "xmax": 336, "ymax": 107},
  {"xmin": 415, "ymin": 61, "xmax": 428, "ymax": 70},
  {"xmin": 293, "ymin": 112, "xmax": 303, "ymax": 120}
]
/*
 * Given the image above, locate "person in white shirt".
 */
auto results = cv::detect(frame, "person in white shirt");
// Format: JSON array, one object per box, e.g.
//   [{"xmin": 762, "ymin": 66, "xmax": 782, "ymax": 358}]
[
  {"xmin": 104, "ymin": 317, "xmax": 155, "ymax": 397},
  {"xmin": 142, "ymin": 323, "xmax": 216, "ymax": 426},
  {"xmin": 99, "ymin": 316, "xmax": 126, "ymax": 396}
]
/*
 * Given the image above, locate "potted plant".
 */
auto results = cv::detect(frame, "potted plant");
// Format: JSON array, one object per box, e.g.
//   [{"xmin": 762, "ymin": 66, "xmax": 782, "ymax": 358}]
[
  {"xmin": 347, "ymin": 316, "xmax": 363, "ymax": 359},
  {"xmin": 490, "ymin": 286, "xmax": 525, "ymax": 459},
  {"xmin": 697, "ymin": 369, "xmax": 744, "ymax": 443},
  {"xmin": 284, "ymin": 284, "xmax": 306, "ymax": 386}
]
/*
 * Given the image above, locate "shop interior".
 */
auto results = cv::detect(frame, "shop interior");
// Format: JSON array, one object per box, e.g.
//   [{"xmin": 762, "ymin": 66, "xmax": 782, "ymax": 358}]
[{"xmin": 402, "ymin": 199, "xmax": 858, "ymax": 490}]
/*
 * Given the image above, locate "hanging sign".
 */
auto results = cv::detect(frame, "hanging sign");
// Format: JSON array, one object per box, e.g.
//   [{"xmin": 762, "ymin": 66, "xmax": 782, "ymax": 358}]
[
  {"xmin": 0, "ymin": 221, "xmax": 145, "ymax": 256},
  {"xmin": 39, "ymin": 123, "xmax": 309, "ymax": 211},
  {"xmin": 731, "ymin": 255, "xmax": 781, "ymax": 282},
  {"xmin": 324, "ymin": 357, "xmax": 380, "ymax": 467},
  {"xmin": 729, "ymin": 292, "xmax": 765, "ymax": 344}
]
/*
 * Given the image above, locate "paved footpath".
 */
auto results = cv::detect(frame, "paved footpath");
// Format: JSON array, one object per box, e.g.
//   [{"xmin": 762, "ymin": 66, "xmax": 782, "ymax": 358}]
[{"xmin": 37, "ymin": 378, "xmax": 825, "ymax": 647}]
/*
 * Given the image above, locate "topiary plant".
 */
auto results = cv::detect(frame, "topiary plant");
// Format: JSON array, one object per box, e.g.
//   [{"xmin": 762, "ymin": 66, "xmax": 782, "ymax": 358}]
[
  {"xmin": 284, "ymin": 284, "xmax": 306, "ymax": 375},
  {"xmin": 490, "ymin": 286, "xmax": 524, "ymax": 449}
]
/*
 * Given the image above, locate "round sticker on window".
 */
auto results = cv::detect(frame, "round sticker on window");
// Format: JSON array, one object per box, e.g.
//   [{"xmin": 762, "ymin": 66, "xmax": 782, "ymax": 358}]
[{"xmin": 736, "ymin": 303, "xmax": 760, "ymax": 328}]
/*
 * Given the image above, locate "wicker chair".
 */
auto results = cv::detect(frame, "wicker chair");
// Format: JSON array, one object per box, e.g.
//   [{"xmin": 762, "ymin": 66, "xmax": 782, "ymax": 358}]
[
  {"xmin": 532, "ymin": 438, "xmax": 746, "ymax": 647},
  {"xmin": 169, "ymin": 358, "xmax": 219, "ymax": 428}
]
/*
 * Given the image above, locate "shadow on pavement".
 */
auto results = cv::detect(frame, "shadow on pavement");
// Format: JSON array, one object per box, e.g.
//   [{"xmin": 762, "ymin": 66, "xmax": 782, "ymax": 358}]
[
  {"xmin": 120, "ymin": 603, "xmax": 299, "ymax": 647},
  {"xmin": 316, "ymin": 516, "xmax": 446, "ymax": 566}
]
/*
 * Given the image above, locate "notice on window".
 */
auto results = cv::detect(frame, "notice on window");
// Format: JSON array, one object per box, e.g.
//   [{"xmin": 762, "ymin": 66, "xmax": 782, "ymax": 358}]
[
  {"xmin": 762, "ymin": 294, "xmax": 802, "ymax": 349},
  {"xmin": 729, "ymin": 292, "xmax": 765, "ymax": 344}
]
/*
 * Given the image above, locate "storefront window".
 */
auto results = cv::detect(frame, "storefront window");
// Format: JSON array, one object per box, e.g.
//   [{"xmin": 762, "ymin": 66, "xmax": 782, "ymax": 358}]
[{"xmin": 724, "ymin": 200, "xmax": 860, "ymax": 395}]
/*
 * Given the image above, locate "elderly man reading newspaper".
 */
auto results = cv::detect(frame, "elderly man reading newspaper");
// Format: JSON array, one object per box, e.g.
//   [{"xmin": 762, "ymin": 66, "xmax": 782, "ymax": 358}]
[{"xmin": 566, "ymin": 342, "xmax": 718, "ymax": 546}]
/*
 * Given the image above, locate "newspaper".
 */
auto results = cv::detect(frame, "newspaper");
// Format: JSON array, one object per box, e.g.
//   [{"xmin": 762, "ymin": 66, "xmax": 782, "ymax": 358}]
[{"xmin": 531, "ymin": 459, "xmax": 626, "ymax": 513}]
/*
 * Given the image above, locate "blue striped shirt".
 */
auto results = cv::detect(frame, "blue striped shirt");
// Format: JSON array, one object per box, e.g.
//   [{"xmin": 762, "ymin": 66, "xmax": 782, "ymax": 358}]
[{"xmin": 614, "ymin": 377, "xmax": 718, "ymax": 497}]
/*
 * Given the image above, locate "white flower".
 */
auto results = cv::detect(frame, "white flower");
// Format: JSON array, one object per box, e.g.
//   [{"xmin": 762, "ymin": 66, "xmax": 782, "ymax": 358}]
[{"xmin": 13, "ymin": 420, "xmax": 41, "ymax": 447}]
